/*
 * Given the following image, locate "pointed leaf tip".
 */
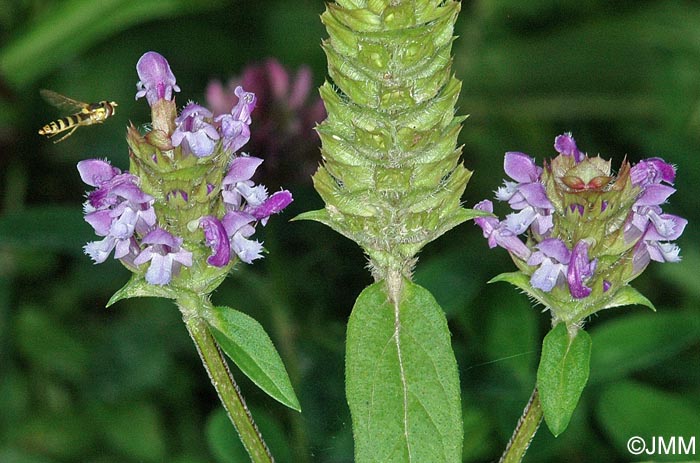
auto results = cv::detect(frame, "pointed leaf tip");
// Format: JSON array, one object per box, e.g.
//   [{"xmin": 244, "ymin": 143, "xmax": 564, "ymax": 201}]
[
  {"xmin": 206, "ymin": 306, "xmax": 301, "ymax": 412},
  {"xmin": 537, "ymin": 323, "xmax": 592, "ymax": 437}
]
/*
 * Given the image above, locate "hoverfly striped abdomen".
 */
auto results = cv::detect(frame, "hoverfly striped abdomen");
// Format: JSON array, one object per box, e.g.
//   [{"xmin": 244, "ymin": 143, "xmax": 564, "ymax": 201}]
[{"xmin": 38, "ymin": 90, "xmax": 118, "ymax": 143}]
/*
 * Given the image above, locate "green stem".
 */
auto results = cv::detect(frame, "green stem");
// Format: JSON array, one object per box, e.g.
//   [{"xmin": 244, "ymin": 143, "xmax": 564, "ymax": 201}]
[
  {"xmin": 499, "ymin": 388, "xmax": 543, "ymax": 463},
  {"xmin": 183, "ymin": 311, "xmax": 274, "ymax": 463}
]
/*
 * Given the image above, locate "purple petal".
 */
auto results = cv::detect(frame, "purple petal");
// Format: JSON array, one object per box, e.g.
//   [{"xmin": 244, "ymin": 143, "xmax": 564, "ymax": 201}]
[
  {"xmin": 222, "ymin": 211, "xmax": 256, "ymax": 236},
  {"xmin": 84, "ymin": 210, "xmax": 114, "ymax": 236},
  {"xmin": 231, "ymin": 86, "xmax": 256, "ymax": 124},
  {"xmin": 647, "ymin": 241, "xmax": 682, "ymax": 263},
  {"xmin": 216, "ymin": 114, "xmax": 251, "ymax": 153},
  {"xmin": 231, "ymin": 233, "xmax": 264, "ymax": 264},
  {"xmin": 631, "ymin": 158, "xmax": 676, "ymax": 187},
  {"xmin": 175, "ymin": 103, "xmax": 212, "ymax": 122},
  {"xmin": 84, "ymin": 236, "xmax": 116, "ymax": 264},
  {"xmin": 199, "ymin": 216, "xmax": 231, "ymax": 267},
  {"xmin": 251, "ymin": 190, "xmax": 293, "ymax": 221},
  {"xmin": 635, "ymin": 184, "xmax": 675, "ymax": 207},
  {"xmin": 535, "ymin": 238, "xmax": 571, "ymax": 264},
  {"xmin": 567, "ymin": 240, "xmax": 597, "ymax": 299},
  {"xmin": 144, "ymin": 253, "xmax": 173, "ymax": 285},
  {"xmin": 504, "ymin": 152, "xmax": 541, "ymax": 183},
  {"xmin": 223, "ymin": 156, "xmax": 264, "ymax": 185},
  {"xmin": 504, "ymin": 207, "xmax": 538, "ymax": 235},
  {"xmin": 518, "ymin": 182, "xmax": 553, "ymax": 209},
  {"xmin": 141, "ymin": 227, "xmax": 179, "ymax": 248},
  {"xmin": 530, "ymin": 260, "xmax": 566, "ymax": 292},
  {"xmin": 77, "ymin": 159, "xmax": 120, "ymax": 187},
  {"xmin": 554, "ymin": 133, "xmax": 584, "ymax": 163},
  {"xmin": 135, "ymin": 51, "xmax": 180, "ymax": 105},
  {"xmin": 645, "ymin": 214, "xmax": 687, "ymax": 241}
]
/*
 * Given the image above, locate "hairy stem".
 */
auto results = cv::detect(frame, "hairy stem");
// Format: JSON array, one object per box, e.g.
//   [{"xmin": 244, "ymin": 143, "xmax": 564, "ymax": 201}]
[
  {"xmin": 183, "ymin": 310, "xmax": 273, "ymax": 463},
  {"xmin": 499, "ymin": 388, "xmax": 543, "ymax": 463}
]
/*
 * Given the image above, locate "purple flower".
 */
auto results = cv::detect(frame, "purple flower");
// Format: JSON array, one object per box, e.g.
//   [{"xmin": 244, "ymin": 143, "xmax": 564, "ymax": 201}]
[
  {"xmin": 473, "ymin": 200, "xmax": 531, "ymax": 261},
  {"xmin": 495, "ymin": 152, "xmax": 553, "ymax": 235},
  {"xmin": 630, "ymin": 158, "xmax": 676, "ymax": 188},
  {"xmin": 222, "ymin": 156, "xmax": 268, "ymax": 210},
  {"xmin": 224, "ymin": 158, "xmax": 294, "ymax": 218},
  {"xmin": 77, "ymin": 159, "xmax": 121, "ymax": 187},
  {"xmin": 171, "ymin": 103, "xmax": 219, "ymax": 157},
  {"xmin": 215, "ymin": 86, "xmax": 256, "ymax": 154},
  {"xmin": 133, "ymin": 228, "xmax": 193, "ymax": 285},
  {"xmin": 205, "ymin": 60, "xmax": 326, "ymax": 184},
  {"xmin": 78, "ymin": 160, "xmax": 156, "ymax": 264},
  {"xmin": 222, "ymin": 211, "xmax": 263, "ymax": 264},
  {"xmin": 135, "ymin": 51, "xmax": 180, "ymax": 106},
  {"xmin": 567, "ymin": 241, "xmax": 597, "ymax": 299},
  {"xmin": 554, "ymin": 132, "xmax": 584, "ymax": 163},
  {"xmin": 624, "ymin": 157, "xmax": 686, "ymax": 268},
  {"xmin": 527, "ymin": 238, "xmax": 571, "ymax": 292},
  {"xmin": 250, "ymin": 190, "xmax": 294, "ymax": 225},
  {"xmin": 199, "ymin": 216, "xmax": 231, "ymax": 267}
]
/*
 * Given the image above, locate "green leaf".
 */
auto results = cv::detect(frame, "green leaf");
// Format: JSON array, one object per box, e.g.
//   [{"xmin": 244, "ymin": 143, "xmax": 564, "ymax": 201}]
[
  {"xmin": 597, "ymin": 381, "xmax": 700, "ymax": 460},
  {"xmin": 537, "ymin": 323, "xmax": 592, "ymax": 437},
  {"xmin": 291, "ymin": 208, "xmax": 331, "ymax": 224},
  {"xmin": 205, "ymin": 305, "xmax": 300, "ymax": 412},
  {"xmin": 596, "ymin": 285, "xmax": 656, "ymax": 312},
  {"xmin": 346, "ymin": 280, "xmax": 462, "ymax": 462},
  {"xmin": 589, "ymin": 311, "xmax": 700, "ymax": 384},
  {"xmin": 106, "ymin": 274, "xmax": 177, "ymax": 306},
  {"xmin": 488, "ymin": 271, "xmax": 551, "ymax": 307}
]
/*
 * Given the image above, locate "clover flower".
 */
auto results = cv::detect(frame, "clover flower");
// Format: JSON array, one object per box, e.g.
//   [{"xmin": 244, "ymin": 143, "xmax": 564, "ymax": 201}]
[
  {"xmin": 206, "ymin": 58, "xmax": 325, "ymax": 185},
  {"xmin": 79, "ymin": 51, "xmax": 293, "ymax": 287},
  {"xmin": 476, "ymin": 133, "xmax": 686, "ymax": 320}
]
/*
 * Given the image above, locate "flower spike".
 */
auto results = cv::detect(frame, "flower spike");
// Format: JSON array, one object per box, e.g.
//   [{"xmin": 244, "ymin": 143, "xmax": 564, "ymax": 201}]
[{"xmin": 476, "ymin": 133, "xmax": 685, "ymax": 321}]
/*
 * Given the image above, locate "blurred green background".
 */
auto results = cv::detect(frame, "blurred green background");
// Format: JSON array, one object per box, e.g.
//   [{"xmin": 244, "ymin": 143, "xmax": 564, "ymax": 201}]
[{"xmin": 1, "ymin": 1, "xmax": 698, "ymax": 462}]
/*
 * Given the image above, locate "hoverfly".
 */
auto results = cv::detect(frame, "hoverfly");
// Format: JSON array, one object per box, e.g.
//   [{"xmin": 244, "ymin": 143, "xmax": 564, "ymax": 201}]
[{"xmin": 38, "ymin": 89, "xmax": 118, "ymax": 143}]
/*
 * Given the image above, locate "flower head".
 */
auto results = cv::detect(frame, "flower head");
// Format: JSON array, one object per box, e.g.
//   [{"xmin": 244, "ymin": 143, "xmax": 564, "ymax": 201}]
[
  {"xmin": 205, "ymin": 59, "xmax": 325, "ymax": 185},
  {"xmin": 80, "ymin": 52, "xmax": 294, "ymax": 290},
  {"xmin": 476, "ymin": 133, "xmax": 685, "ymax": 320}
]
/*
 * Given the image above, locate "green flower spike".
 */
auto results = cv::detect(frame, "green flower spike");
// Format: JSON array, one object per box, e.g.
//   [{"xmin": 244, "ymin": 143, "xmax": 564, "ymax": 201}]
[{"xmin": 297, "ymin": 2, "xmax": 483, "ymax": 461}]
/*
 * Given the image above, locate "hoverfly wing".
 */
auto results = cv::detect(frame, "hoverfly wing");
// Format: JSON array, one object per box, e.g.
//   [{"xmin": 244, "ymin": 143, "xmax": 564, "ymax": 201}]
[{"xmin": 39, "ymin": 89, "xmax": 88, "ymax": 113}]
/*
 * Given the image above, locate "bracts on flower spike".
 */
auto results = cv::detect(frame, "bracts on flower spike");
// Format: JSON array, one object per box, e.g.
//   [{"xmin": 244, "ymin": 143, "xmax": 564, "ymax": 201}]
[
  {"xmin": 79, "ymin": 51, "xmax": 293, "ymax": 288},
  {"xmin": 475, "ymin": 132, "xmax": 686, "ymax": 322}
]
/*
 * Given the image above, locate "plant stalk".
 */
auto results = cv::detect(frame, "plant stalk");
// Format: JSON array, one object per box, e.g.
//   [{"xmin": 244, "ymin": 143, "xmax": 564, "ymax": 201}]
[
  {"xmin": 499, "ymin": 387, "xmax": 543, "ymax": 463},
  {"xmin": 184, "ymin": 312, "xmax": 274, "ymax": 463}
]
